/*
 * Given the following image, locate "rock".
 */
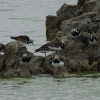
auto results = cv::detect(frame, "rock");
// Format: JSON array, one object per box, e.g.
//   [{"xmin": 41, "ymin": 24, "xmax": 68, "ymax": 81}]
[
  {"xmin": 46, "ymin": 16, "xmax": 63, "ymax": 40},
  {"xmin": 68, "ymin": 59, "xmax": 90, "ymax": 72},
  {"xmin": 5, "ymin": 42, "xmax": 34, "ymax": 58},
  {"xmin": 29, "ymin": 56, "xmax": 45, "ymax": 75},
  {"xmin": 77, "ymin": 0, "xmax": 86, "ymax": 7},
  {"xmin": 44, "ymin": 0, "xmax": 100, "ymax": 75},
  {"xmin": 46, "ymin": 0, "xmax": 100, "ymax": 38},
  {"xmin": 81, "ymin": 1, "xmax": 96, "ymax": 13},
  {"xmin": 61, "ymin": 12, "xmax": 99, "ymax": 36},
  {"xmin": 0, "ymin": 41, "xmax": 70, "ymax": 78},
  {"xmin": 1, "ymin": 0, "xmax": 100, "ymax": 77},
  {"xmin": 0, "ymin": 42, "xmax": 35, "ymax": 77},
  {"xmin": 90, "ymin": 61, "xmax": 98, "ymax": 71},
  {"xmin": 42, "ymin": 55, "xmax": 68, "ymax": 77},
  {"xmin": 57, "ymin": 4, "xmax": 78, "ymax": 19}
]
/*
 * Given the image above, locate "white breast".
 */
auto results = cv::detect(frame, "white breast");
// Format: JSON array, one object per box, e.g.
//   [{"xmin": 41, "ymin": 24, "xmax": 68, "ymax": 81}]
[
  {"xmin": 52, "ymin": 61, "xmax": 64, "ymax": 67},
  {"xmin": 48, "ymin": 46, "xmax": 62, "ymax": 51},
  {"xmin": 89, "ymin": 40, "xmax": 98, "ymax": 45}
]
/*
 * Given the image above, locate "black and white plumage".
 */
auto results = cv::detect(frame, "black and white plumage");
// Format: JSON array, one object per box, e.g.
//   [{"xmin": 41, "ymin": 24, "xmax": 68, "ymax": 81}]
[
  {"xmin": 52, "ymin": 55, "xmax": 64, "ymax": 67},
  {"xmin": 71, "ymin": 28, "xmax": 80, "ymax": 37},
  {"xmin": 35, "ymin": 41, "xmax": 65, "ymax": 57},
  {"xmin": 89, "ymin": 34, "xmax": 98, "ymax": 45},
  {"xmin": 22, "ymin": 54, "xmax": 30, "ymax": 62},
  {"xmin": 11, "ymin": 35, "xmax": 33, "ymax": 45},
  {"xmin": 0, "ymin": 44, "xmax": 5, "ymax": 52}
]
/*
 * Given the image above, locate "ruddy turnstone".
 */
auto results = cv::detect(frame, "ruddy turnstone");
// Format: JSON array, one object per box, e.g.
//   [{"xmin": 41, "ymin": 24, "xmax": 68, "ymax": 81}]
[
  {"xmin": 11, "ymin": 35, "xmax": 33, "ymax": 45},
  {"xmin": 71, "ymin": 28, "xmax": 80, "ymax": 37},
  {"xmin": 35, "ymin": 41, "xmax": 65, "ymax": 57},
  {"xmin": 47, "ymin": 41, "xmax": 65, "ymax": 51},
  {"xmin": 22, "ymin": 54, "xmax": 30, "ymax": 62},
  {"xmin": 52, "ymin": 55, "xmax": 64, "ymax": 67},
  {"xmin": 0, "ymin": 44, "xmax": 5, "ymax": 52},
  {"xmin": 89, "ymin": 33, "xmax": 98, "ymax": 45},
  {"xmin": 87, "ymin": 26, "xmax": 98, "ymax": 45}
]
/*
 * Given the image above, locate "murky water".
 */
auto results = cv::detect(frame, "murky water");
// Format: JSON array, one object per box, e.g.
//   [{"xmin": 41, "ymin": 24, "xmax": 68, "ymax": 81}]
[
  {"xmin": 1, "ymin": 0, "xmax": 100, "ymax": 100},
  {"xmin": 0, "ymin": 74, "xmax": 100, "ymax": 100}
]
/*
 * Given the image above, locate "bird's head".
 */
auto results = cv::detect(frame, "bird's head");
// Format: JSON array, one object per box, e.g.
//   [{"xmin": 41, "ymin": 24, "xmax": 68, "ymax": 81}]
[
  {"xmin": 54, "ymin": 55, "xmax": 59, "ymax": 59},
  {"xmin": 23, "ymin": 54, "xmax": 28, "ymax": 57},
  {"xmin": 29, "ymin": 39, "xmax": 33, "ymax": 45},
  {"xmin": 61, "ymin": 41, "xmax": 65, "ymax": 49}
]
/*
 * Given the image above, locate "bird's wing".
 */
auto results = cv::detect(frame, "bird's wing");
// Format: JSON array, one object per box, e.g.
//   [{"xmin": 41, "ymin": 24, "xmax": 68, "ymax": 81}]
[{"xmin": 14, "ymin": 36, "xmax": 29, "ymax": 42}]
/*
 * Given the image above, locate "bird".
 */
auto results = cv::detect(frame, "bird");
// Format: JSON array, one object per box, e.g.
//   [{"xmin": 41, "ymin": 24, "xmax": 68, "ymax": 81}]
[
  {"xmin": 47, "ymin": 41, "xmax": 65, "ymax": 51},
  {"xmin": 10, "ymin": 35, "xmax": 33, "ymax": 45},
  {"xmin": 89, "ymin": 33, "xmax": 98, "ymax": 45},
  {"xmin": 87, "ymin": 26, "xmax": 98, "ymax": 45},
  {"xmin": 71, "ymin": 28, "xmax": 80, "ymax": 37},
  {"xmin": 52, "ymin": 55, "xmax": 64, "ymax": 67},
  {"xmin": 22, "ymin": 54, "xmax": 30, "ymax": 62},
  {"xmin": 0, "ymin": 44, "xmax": 5, "ymax": 52},
  {"xmin": 35, "ymin": 41, "xmax": 65, "ymax": 57}
]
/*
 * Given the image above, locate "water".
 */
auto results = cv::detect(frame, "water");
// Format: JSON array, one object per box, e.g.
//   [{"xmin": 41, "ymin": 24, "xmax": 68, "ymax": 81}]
[
  {"xmin": 0, "ymin": 74, "xmax": 100, "ymax": 100},
  {"xmin": 0, "ymin": 0, "xmax": 77, "ymax": 56},
  {"xmin": 1, "ymin": 0, "xmax": 100, "ymax": 100}
]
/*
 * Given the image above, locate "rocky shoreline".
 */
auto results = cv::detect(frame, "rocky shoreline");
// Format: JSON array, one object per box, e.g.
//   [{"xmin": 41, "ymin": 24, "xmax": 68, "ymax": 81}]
[{"xmin": 0, "ymin": 0, "xmax": 100, "ymax": 78}]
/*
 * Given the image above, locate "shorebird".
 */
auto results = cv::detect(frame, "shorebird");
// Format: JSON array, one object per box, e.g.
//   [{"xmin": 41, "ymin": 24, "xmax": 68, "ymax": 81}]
[
  {"xmin": 22, "ymin": 54, "xmax": 30, "ymax": 62},
  {"xmin": 89, "ymin": 33, "xmax": 98, "ymax": 45},
  {"xmin": 52, "ymin": 55, "xmax": 64, "ymax": 67},
  {"xmin": 87, "ymin": 26, "xmax": 98, "ymax": 45},
  {"xmin": 0, "ymin": 44, "xmax": 5, "ymax": 52},
  {"xmin": 35, "ymin": 41, "xmax": 65, "ymax": 57},
  {"xmin": 11, "ymin": 35, "xmax": 33, "ymax": 45},
  {"xmin": 71, "ymin": 28, "xmax": 81, "ymax": 43},
  {"xmin": 71, "ymin": 28, "xmax": 80, "ymax": 37}
]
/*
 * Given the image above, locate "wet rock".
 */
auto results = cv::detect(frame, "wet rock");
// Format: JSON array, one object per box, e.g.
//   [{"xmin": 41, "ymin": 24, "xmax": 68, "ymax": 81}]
[{"xmin": 90, "ymin": 61, "xmax": 98, "ymax": 71}]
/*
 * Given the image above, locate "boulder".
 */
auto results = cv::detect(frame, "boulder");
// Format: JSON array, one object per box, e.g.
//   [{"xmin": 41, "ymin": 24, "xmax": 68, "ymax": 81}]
[
  {"xmin": 0, "ymin": 42, "xmax": 35, "ymax": 77},
  {"xmin": 57, "ymin": 4, "xmax": 78, "ymax": 19},
  {"xmin": 46, "ymin": 16, "xmax": 63, "ymax": 40},
  {"xmin": 46, "ymin": 0, "xmax": 100, "ymax": 39}
]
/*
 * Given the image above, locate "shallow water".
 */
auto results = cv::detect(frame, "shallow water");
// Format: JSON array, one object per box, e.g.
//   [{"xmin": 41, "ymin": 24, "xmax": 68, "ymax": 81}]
[
  {"xmin": 0, "ymin": 74, "xmax": 100, "ymax": 100},
  {"xmin": 1, "ymin": 0, "xmax": 100, "ymax": 100}
]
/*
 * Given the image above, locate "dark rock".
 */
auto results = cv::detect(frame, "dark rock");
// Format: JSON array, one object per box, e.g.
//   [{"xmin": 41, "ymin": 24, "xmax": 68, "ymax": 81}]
[
  {"xmin": 44, "ymin": 0, "xmax": 100, "ymax": 74},
  {"xmin": 77, "ymin": 0, "xmax": 86, "ymax": 7},
  {"xmin": 57, "ymin": 4, "xmax": 78, "ymax": 19},
  {"xmin": 46, "ymin": 16, "xmax": 63, "ymax": 39},
  {"xmin": 43, "ymin": 55, "xmax": 68, "ymax": 77},
  {"xmin": 81, "ymin": 1, "xmax": 96, "ymax": 13}
]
